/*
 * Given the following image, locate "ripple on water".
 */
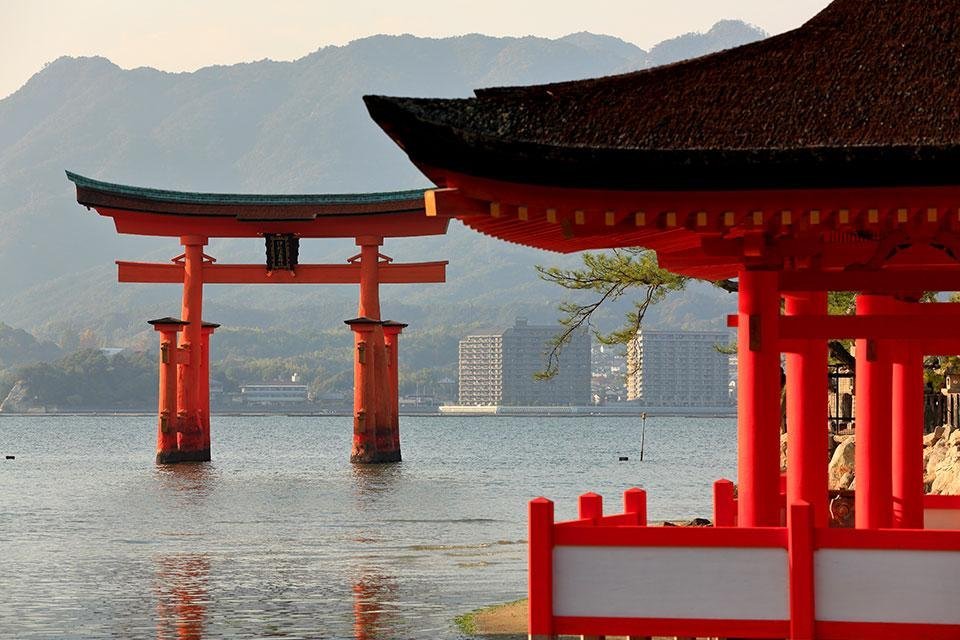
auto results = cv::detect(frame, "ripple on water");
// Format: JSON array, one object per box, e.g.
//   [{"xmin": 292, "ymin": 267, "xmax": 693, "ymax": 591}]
[{"xmin": 0, "ymin": 414, "xmax": 735, "ymax": 638}]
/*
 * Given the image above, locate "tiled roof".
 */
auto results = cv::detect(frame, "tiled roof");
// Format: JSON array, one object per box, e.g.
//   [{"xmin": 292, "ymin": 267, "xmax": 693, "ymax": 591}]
[{"xmin": 365, "ymin": 1, "xmax": 960, "ymax": 190}]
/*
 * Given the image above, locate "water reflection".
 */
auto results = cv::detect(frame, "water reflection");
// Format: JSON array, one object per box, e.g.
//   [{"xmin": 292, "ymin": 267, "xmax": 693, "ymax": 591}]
[
  {"xmin": 154, "ymin": 463, "xmax": 218, "ymax": 500},
  {"xmin": 352, "ymin": 568, "xmax": 399, "ymax": 640},
  {"xmin": 350, "ymin": 463, "xmax": 404, "ymax": 507},
  {"xmin": 155, "ymin": 554, "xmax": 209, "ymax": 640}
]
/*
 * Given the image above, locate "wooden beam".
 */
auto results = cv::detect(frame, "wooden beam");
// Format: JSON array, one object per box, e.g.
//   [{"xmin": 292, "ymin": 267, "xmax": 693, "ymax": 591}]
[
  {"xmin": 779, "ymin": 314, "xmax": 959, "ymax": 340},
  {"xmin": 117, "ymin": 261, "xmax": 447, "ymax": 284},
  {"xmin": 424, "ymin": 187, "xmax": 489, "ymax": 217},
  {"xmin": 781, "ymin": 270, "xmax": 960, "ymax": 292}
]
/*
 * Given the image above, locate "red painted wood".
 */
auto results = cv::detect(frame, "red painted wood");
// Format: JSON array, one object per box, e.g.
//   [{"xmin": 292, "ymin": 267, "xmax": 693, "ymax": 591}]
[
  {"xmin": 382, "ymin": 324, "xmax": 404, "ymax": 457},
  {"xmin": 855, "ymin": 295, "xmax": 894, "ymax": 529},
  {"xmin": 815, "ymin": 621, "xmax": 960, "ymax": 639},
  {"xmin": 103, "ymin": 207, "xmax": 450, "ymax": 239},
  {"xmin": 578, "ymin": 492, "xmax": 603, "ymax": 522},
  {"xmin": 788, "ymin": 502, "xmax": 815, "ymax": 640},
  {"xmin": 553, "ymin": 525, "xmax": 787, "ymax": 548},
  {"xmin": 785, "ymin": 293, "xmax": 829, "ymax": 528},
  {"xmin": 779, "ymin": 313, "xmax": 960, "ymax": 340},
  {"xmin": 738, "ymin": 269, "xmax": 782, "ymax": 527},
  {"xmin": 816, "ymin": 527, "xmax": 960, "ymax": 550},
  {"xmin": 924, "ymin": 495, "xmax": 960, "ymax": 509},
  {"xmin": 348, "ymin": 322, "xmax": 379, "ymax": 462},
  {"xmin": 176, "ymin": 236, "xmax": 207, "ymax": 458},
  {"xmin": 528, "ymin": 498, "xmax": 554, "ymax": 638},
  {"xmin": 892, "ymin": 342, "xmax": 925, "ymax": 529},
  {"xmin": 782, "ymin": 269, "xmax": 960, "ymax": 294},
  {"xmin": 713, "ymin": 479, "xmax": 737, "ymax": 527},
  {"xmin": 623, "ymin": 487, "xmax": 647, "ymax": 526},
  {"xmin": 552, "ymin": 616, "xmax": 789, "ymax": 639},
  {"xmin": 117, "ymin": 261, "xmax": 447, "ymax": 285},
  {"xmin": 153, "ymin": 325, "xmax": 181, "ymax": 461}
]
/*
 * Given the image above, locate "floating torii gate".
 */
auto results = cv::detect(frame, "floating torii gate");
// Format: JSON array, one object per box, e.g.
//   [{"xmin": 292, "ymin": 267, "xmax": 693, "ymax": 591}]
[{"xmin": 67, "ymin": 171, "xmax": 448, "ymax": 464}]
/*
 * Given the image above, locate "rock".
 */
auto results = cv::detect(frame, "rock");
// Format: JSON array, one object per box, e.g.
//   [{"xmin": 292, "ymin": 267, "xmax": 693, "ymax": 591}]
[
  {"xmin": 780, "ymin": 432, "xmax": 788, "ymax": 473},
  {"xmin": 924, "ymin": 425, "xmax": 946, "ymax": 447},
  {"xmin": 949, "ymin": 429, "xmax": 960, "ymax": 447},
  {"xmin": 0, "ymin": 381, "xmax": 29, "ymax": 413},
  {"xmin": 828, "ymin": 436, "xmax": 856, "ymax": 490},
  {"xmin": 924, "ymin": 439, "xmax": 949, "ymax": 489}
]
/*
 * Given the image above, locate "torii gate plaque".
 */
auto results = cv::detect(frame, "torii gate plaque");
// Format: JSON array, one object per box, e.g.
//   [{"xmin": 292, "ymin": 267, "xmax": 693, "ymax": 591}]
[{"xmin": 67, "ymin": 172, "xmax": 448, "ymax": 464}]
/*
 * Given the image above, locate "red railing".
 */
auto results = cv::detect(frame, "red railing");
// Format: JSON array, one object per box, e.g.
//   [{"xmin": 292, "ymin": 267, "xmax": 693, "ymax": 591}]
[{"xmin": 530, "ymin": 488, "xmax": 960, "ymax": 640}]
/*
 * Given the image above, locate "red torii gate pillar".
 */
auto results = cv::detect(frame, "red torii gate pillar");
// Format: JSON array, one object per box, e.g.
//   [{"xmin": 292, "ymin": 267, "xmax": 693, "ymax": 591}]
[
  {"xmin": 150, "ymin": 317, "xmax": 188, "ymax": 463},
  {"xmin": 346, "ymin": 235, "xmax": 403, "ymax": 463},
  {"xmin": 382, "ymin": 321, "xmax": 407, "ymax": 456}
]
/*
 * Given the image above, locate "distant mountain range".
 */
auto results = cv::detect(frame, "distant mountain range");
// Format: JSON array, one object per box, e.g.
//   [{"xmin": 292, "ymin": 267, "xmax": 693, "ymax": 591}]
[{"xmin": 0, "ymin": 20, "xmax": 764, "ymax": 357}]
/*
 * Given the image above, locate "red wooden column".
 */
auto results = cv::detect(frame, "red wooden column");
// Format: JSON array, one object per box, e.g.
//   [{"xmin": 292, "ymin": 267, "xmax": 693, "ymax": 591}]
[
  {"xmin": 855, "ymin": 294, "xmax": 894, "ymax": 529},
  {"xmin": 353, "ymin": 235, "xmax": 397, "ymax": 463},
  {"xmin": 173, "ymin": 235, "xmax": 209, "ymax": 461},
  {"xmin": 737, "ymin": 268, "xmax": 782, "ymax": 527},
  {"xmin": 346, "ymin": 317, "xmax": 383, "ymax": 463},
  {"xmin": 149, "ymin": 318, "xmax": 188, "ymax": 464},
  {"xmin": 784, "ymin": 292, "xmax": 829, "ymax": 528},
  {"xmin": 382, "ymin": 320, "xmax": 407, "ymax": 460},
  {"xmin": 199, "ymin": 321, "xmax": 219, "ymax": 455},
  {"xmin": 891, "ymin": 300, "xmax": 925, "ymax": 529}
]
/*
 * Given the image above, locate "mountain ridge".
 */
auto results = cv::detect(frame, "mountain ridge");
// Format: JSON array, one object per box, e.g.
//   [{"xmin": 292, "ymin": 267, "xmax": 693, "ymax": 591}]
[{"xmin": 0, "ymin": 22, "xmax": 763, "ymax": 351}]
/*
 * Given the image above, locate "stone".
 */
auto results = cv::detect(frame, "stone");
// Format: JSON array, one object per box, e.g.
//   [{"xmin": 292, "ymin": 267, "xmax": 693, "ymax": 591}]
[
  {"xmin": 924, "ymin": 425, "xmax": 946, "ymax": 447},
  {"xmin": 780, "ymin": 432, "xmax": 788, "ymax": 473},
  {"xmin": 828, "ymin": 435, "xmax": 856, "ymax": 490}
]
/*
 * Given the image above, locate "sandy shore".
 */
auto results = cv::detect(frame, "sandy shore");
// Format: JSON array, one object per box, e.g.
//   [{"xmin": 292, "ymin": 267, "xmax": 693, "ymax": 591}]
[{"xmin": 457, "ymin": 599, "xmax": 682, "ymax": 639}]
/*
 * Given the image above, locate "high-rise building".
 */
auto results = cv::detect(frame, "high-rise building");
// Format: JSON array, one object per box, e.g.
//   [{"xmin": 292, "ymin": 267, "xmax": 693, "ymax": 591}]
[
  {"xmin": 627, "ymin": 329, "xmax": 732, "ymax": 408},
  {"xmin": 458, "ymin": 319, "xmax": 590, "ymax": 406}
]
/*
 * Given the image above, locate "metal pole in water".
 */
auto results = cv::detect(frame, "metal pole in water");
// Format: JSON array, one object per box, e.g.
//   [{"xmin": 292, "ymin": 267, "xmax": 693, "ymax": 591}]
[{"xmin": 640, "ymin": 412, "xmax": 647, "ymax": 461}]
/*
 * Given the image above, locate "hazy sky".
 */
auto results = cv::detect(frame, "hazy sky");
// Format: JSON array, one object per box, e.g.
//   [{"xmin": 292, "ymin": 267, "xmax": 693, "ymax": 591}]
[{"xmin": 2, "ymin": 0, "xmax": 832, "ymax": 100}]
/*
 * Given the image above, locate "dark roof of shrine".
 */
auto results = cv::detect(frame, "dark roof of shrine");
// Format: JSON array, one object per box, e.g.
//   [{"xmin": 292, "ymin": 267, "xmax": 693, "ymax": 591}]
[
  {"xmin": 365, "ymin": 0, "xmax": 960, "ymax": 191},
  {"xmin": 66, "ymin": 171, "xmax": 427, "ymax": 220}
]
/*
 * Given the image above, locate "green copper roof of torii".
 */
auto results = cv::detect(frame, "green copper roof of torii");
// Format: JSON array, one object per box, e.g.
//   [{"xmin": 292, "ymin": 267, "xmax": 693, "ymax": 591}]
[{"xmin": 65, "ymin": 171, "xmax": 427, "ymax": 207}]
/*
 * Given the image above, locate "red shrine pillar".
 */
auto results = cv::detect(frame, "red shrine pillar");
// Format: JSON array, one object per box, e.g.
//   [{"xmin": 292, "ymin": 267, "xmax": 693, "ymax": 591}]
[
  {"xmin": 199, "ymin": 321, "xmax": 219, "ymax": 454},
  {"xmin": 346, "ymin": 317, "xmax": 383, "ymax": 463},
  {"xmin": 349, "ymin": 235, "xmax": 398, "ymax": 463},
  {"xmin": 855, "ymin": 294, "xmax": 894, "ymax": 529},
  {"xmin": 175, "ymin": 235, "xmax": 209, "ymax": 462},
  {"xmin": 891, "ymin": 299, "xmax": 924, "ymax": 529},
  {"xmin": 737, "ymin": 269, "xmax": 782, "ymax": 527},
  {"xmin": 784, "ymin": 292, "xmax": 829, "ymax": 527},
  {"xmin": 150, "ymin": 318, "xmax": 188, "ymax": 464},
  {"xmin": 382, "ymin": 321, "xmax": 407, "ymax": 458}
]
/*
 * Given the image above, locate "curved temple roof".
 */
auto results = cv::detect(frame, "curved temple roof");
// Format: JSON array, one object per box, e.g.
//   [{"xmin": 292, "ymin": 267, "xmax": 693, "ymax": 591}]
[
  {"xmin": 66, "ymin": 171, "xmax": 448, "ymax": 238},
  {"xmin": 365, "ymin": 0, "xmax": 960, "ymax": 191}
]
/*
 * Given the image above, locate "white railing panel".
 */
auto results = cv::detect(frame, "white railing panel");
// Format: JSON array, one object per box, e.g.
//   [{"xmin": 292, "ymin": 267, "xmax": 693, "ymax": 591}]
[
  {"xmin": 816, "ymin": 549, "xmax": 960, "ymax": 624},
  {"xmin": 553, "ymin": 546, "xmax": 788, "ymax": 620}
]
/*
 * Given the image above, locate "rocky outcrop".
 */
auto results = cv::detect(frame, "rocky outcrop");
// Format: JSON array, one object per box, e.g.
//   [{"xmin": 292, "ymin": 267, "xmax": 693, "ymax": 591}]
[
  {"xmin": 828, "ymin": 435, "xmax": 856, "ymax": 490},
  {"xmin": 928, "ymin": 426, "xmax": 960, "ymax": 494},
  {"xmin": 820, "ymin": 424, "xmax": 960, "ymax": 495},
  {"xmin": 0, "ymin": 380, "xmax": 31, "ymax": 413}
]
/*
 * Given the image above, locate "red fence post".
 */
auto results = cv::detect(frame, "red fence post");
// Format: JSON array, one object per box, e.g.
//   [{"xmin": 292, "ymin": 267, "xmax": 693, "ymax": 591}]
[
  {"xmin": 529, "ymin": 497, "xmax": 555, "ymax": 640},
  {"xmin": 788, "ymin": 501, "xmax": 815, "ymax": 640},
  {"xmin": 578, "ymin": 492, "xmax": 603, "ymax": 522},
  {"xmin": 624, "ymin": 487, "xmax": 647, "ymax": 526},
  {"xmin": 714, "ymin": 479, "xmax": 736, "ymax": 527}
]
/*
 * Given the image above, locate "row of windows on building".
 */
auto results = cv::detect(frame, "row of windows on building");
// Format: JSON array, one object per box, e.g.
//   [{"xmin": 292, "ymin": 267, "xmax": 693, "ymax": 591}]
[{"xmin": 457, "ymin": 320, "xmax": 733, "ymax": 408}]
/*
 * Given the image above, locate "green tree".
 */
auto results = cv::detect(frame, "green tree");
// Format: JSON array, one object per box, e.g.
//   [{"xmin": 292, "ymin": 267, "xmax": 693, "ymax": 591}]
[{"xmin": 535, "ymin": 248, "xmax": 731, "ymax": 378}]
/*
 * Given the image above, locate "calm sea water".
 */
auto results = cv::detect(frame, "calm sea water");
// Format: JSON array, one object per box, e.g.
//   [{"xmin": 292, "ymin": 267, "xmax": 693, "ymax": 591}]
[{"xmin": 0, "ymin": 414, "xmax": 736, "ymax": 639}]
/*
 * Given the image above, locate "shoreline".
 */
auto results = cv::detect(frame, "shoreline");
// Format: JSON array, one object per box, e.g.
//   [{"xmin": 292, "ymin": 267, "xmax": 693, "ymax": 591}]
[{"xmin": 0, "ymin": 410, "xmax": 735, "ymax": 418}]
